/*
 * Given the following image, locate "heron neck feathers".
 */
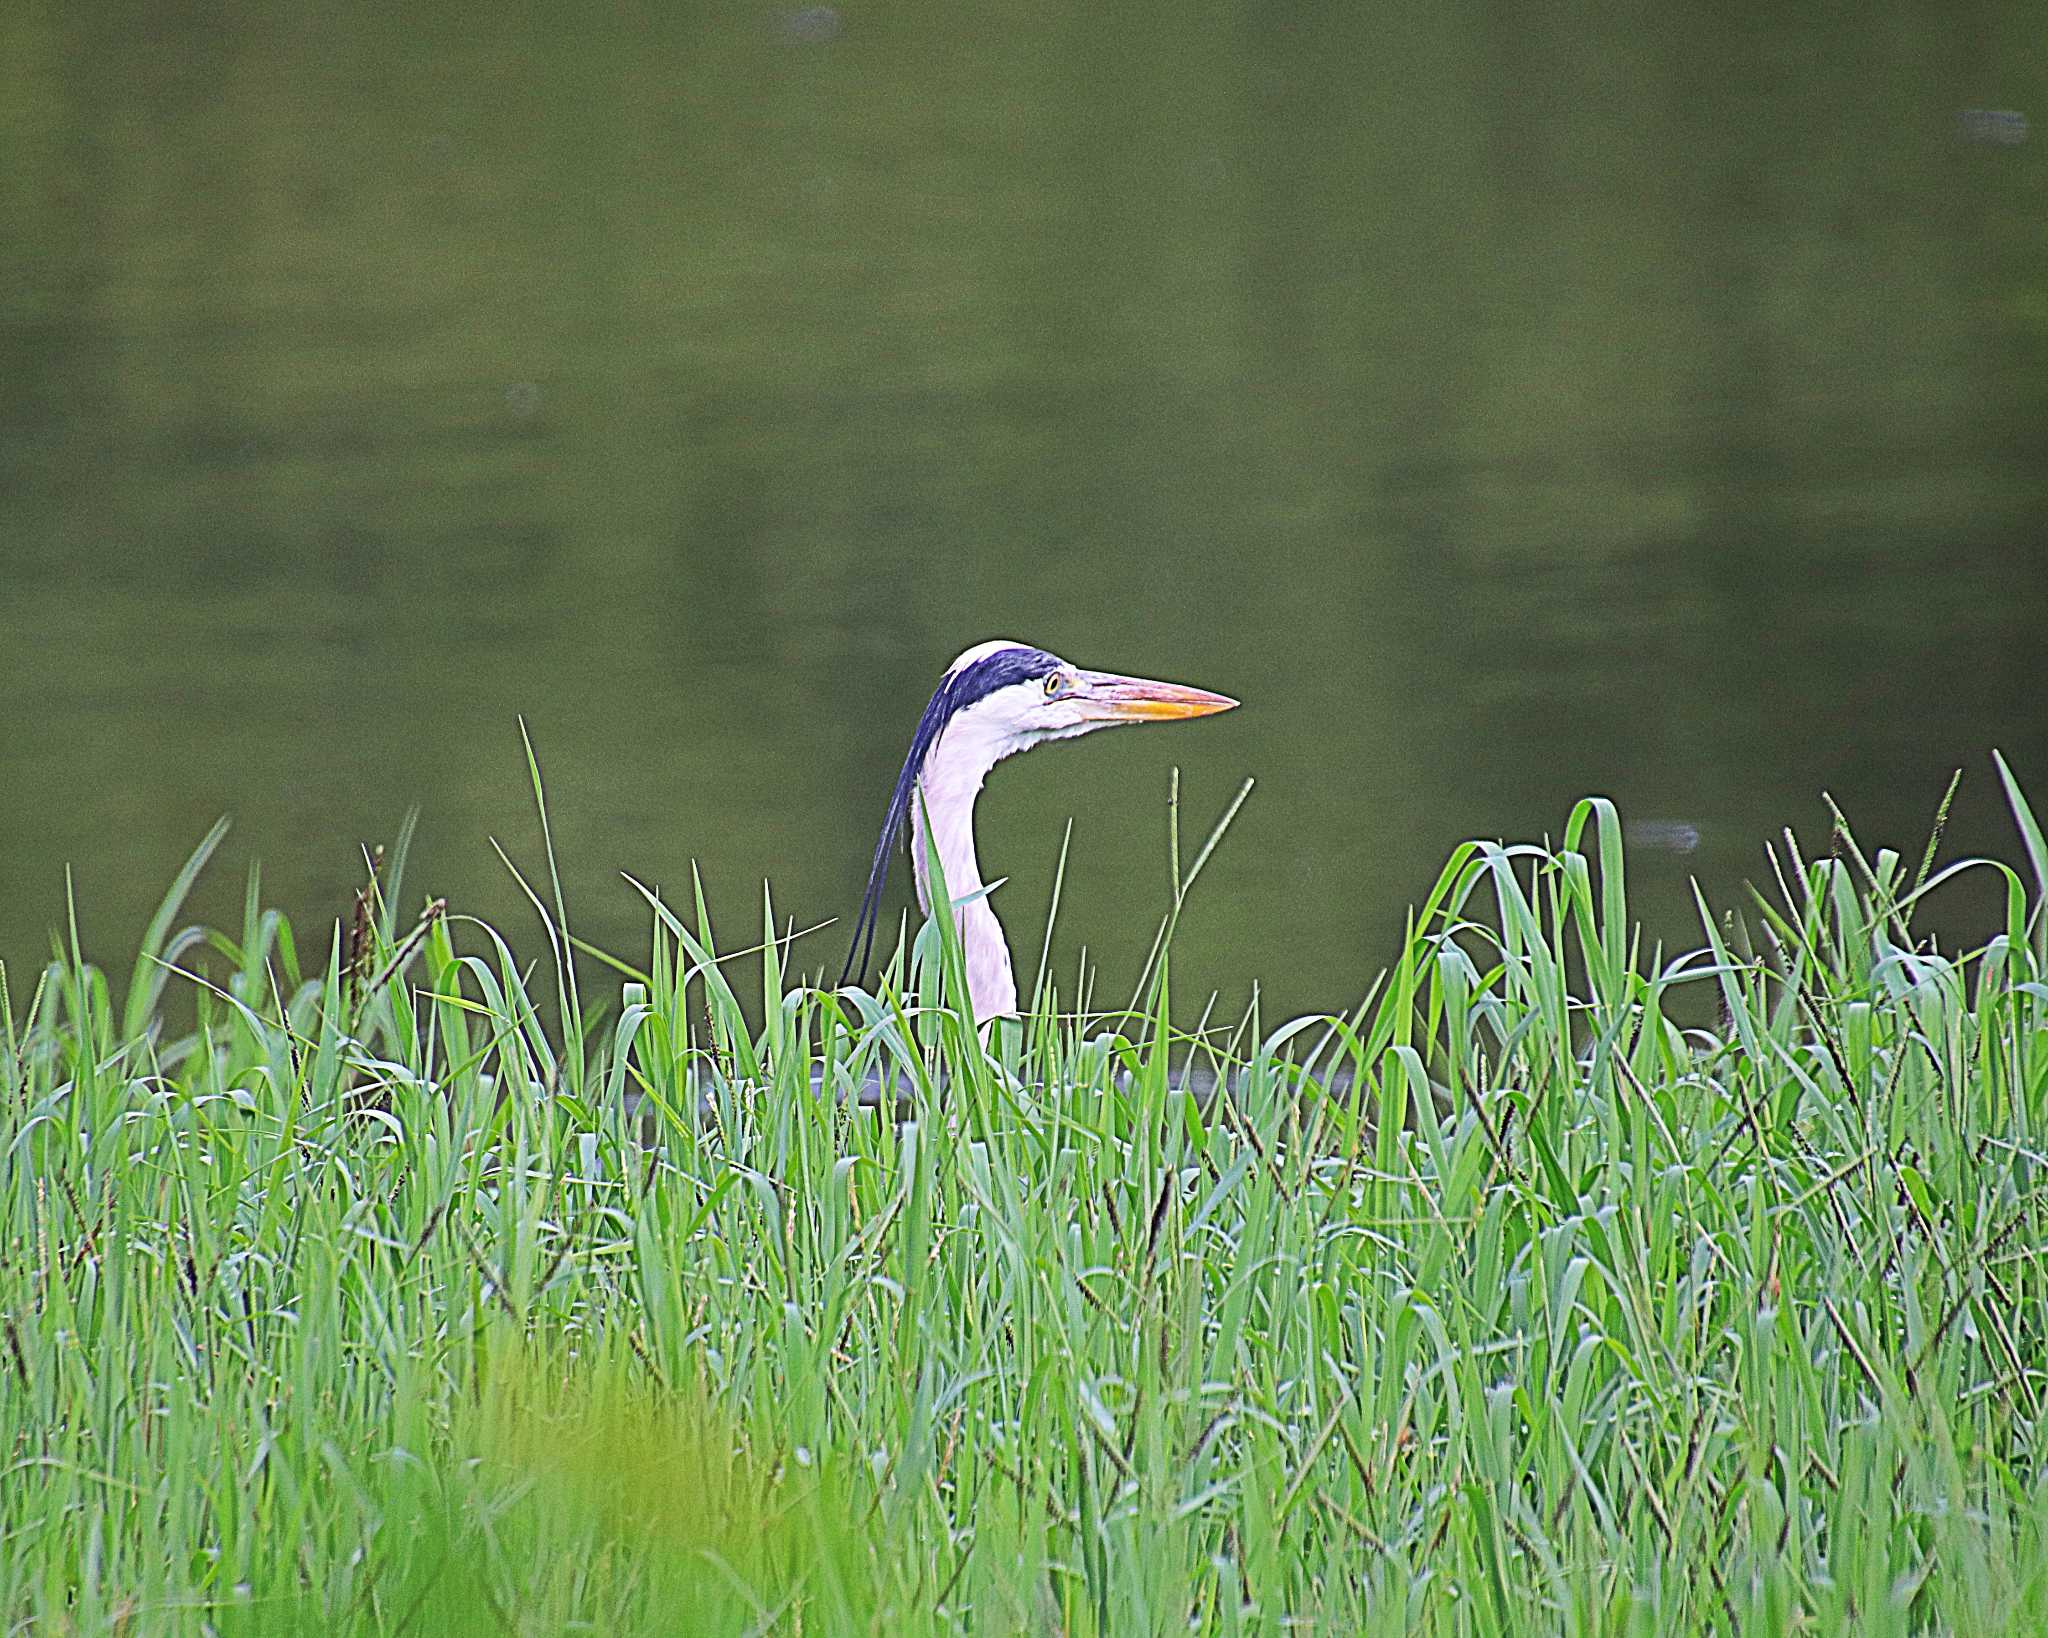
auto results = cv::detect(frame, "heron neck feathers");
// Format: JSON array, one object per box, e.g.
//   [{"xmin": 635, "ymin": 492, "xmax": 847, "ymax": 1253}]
[{"xmin": 908, "ymin": 714, "xmax": 1024, "ymax": 1020}]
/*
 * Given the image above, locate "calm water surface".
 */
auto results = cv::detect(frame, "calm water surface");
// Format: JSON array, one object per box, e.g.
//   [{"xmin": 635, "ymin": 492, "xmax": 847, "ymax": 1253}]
[{"xmin": 3, "ymin": 6, "xmax": 2044, "ymax": 1022}]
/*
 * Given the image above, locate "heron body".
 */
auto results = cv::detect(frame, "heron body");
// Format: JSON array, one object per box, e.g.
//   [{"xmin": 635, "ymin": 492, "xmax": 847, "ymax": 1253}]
[{"xmin": 844, "ymin": 640, "xmax": 1237, "ymax": 1022}]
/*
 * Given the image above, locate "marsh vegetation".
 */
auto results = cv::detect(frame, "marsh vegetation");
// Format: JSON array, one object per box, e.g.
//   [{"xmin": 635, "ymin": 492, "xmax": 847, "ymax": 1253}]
[{"xmin": 4, "ymin": 761, "xmax": 2047, "ymax": 1633}]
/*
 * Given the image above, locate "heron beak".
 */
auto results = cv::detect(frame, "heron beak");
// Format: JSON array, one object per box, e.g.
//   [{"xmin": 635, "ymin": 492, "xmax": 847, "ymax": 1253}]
[{"xmin": 1080, "ymin": 671, "xmax": 1240, "ymax": 723}]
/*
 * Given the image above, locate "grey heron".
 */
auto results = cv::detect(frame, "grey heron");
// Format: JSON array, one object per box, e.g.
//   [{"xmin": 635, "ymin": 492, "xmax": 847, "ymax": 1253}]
[{"xmin": 842, "ymin": 640, "xmax": 1238, "ymax": 1022}]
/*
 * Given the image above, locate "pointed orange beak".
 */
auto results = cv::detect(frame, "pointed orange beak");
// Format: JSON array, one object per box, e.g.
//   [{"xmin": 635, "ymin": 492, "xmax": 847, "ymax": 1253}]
[{"xmin": 1078, "ymin": 671, "xmax": 1240, "ymax": 723}]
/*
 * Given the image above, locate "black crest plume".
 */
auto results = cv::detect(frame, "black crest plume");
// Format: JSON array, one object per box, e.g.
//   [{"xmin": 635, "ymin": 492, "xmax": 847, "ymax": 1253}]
[{"xmin": 840, "ymin": 646, "xmax": 1059, "ymax": 989}]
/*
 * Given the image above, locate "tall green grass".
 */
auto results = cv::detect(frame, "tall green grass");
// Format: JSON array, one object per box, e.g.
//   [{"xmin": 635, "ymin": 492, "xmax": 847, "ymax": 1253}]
[{"xmin": 3, "ymin": 759, "xmax": 2047, "ymax": 1634}]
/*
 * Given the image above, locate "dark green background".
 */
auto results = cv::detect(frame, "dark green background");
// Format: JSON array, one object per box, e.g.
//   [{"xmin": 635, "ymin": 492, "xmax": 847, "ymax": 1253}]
[{"xmin": 3, "ymin": 4, "xmax": 2044, "ymax": 1021}]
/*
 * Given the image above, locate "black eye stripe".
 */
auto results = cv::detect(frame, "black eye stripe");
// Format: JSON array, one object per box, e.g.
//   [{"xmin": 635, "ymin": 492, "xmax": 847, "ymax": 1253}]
[{"xmin": 945, "ymin": 646, "xmax": 1060, "ymax": 712}]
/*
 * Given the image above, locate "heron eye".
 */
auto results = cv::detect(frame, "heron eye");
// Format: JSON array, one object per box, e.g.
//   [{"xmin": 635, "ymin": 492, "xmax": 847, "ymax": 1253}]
[{"xmin": 1043, "ymin": 673, "xmax": 1066, "ymax": 698}]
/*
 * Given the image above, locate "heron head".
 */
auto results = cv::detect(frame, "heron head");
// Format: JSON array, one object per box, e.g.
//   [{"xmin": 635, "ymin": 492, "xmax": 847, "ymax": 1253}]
[
  {"xmin": 841, "ymin": 639, "xmax": 1237, "ymax": 987},
  {"xmin": 935, "ymin": 638, "xmax": 1240, "ymax": 752}
]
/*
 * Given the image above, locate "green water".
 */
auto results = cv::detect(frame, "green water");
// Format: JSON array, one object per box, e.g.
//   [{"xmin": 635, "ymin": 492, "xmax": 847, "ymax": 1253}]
[{"xmin": 3, "ymin": 4, "xmax": 2044, "ymax": 1021}]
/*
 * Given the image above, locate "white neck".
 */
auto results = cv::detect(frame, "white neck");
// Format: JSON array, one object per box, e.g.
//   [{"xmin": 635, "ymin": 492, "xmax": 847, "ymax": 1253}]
[{"xmin": 908, "ymin": 713, "xmax": 1022, "ymax": 1022}]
